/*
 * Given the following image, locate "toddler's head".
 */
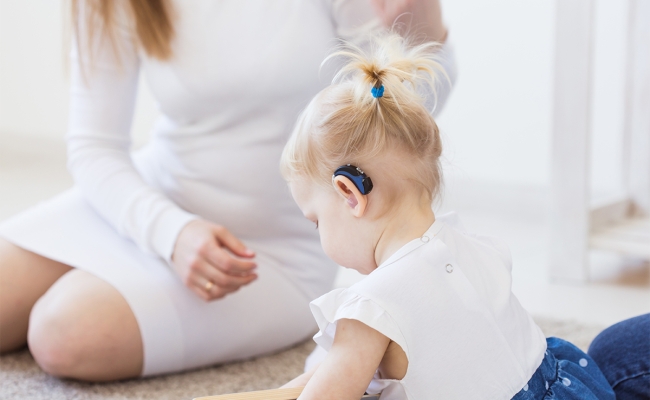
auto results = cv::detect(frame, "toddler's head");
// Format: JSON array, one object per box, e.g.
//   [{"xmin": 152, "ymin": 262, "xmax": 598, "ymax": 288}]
[{"xmin": 281, "ymin": 34, "xmax": 445, "ymax": 274}]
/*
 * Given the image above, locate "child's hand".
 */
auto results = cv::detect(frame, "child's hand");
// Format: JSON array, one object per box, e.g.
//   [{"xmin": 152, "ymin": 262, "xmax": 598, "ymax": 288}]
[
  {"xmin": 171, "ymin": 219, "xmax": 257, "ymax": 301},
  {"xmin": 280, "ymin": 375, "xmax": 309, "ymax": 389},
  {"xmin": 281, "ymin": 362, "xmax": 321, "ymax": 389}
]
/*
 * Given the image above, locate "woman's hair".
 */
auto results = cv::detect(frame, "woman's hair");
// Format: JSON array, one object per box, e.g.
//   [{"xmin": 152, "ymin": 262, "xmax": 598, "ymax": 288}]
[
  {"xmin": 281, "ymin": 33, "xmax": 445, "ymax": 203},
  {"xmin": 71, "ymin": 0, "xmax": 175, "ymax": 60}
]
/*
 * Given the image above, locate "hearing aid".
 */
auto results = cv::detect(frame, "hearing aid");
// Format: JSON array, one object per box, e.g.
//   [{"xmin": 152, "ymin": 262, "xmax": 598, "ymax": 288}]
[{"xmin": 332, "ymin": 164, "xmax": 373, "ymax": 195}]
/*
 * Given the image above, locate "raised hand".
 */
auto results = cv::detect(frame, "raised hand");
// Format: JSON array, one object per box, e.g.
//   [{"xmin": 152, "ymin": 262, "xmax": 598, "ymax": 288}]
[{"xmin": 370, "ymin": 0, "xmax": 447, "ymax": 43}]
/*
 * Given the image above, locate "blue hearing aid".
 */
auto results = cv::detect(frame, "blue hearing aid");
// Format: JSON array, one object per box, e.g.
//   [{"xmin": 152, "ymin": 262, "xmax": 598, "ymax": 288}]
[{"xmin": 333, "ymin": 164, "xmax": 374, "ymax": 195}]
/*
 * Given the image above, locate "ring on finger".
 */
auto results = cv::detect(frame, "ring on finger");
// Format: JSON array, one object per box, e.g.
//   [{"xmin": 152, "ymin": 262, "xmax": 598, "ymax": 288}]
[{"xmin": 204, "ymin": 280, "xmax": 214, "ymax": 292}]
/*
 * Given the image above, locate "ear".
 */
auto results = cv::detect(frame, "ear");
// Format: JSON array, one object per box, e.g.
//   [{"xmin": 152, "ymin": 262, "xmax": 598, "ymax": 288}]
[{"xmin": 333, "ymin": 175, "xmax": 368, "ymax": 217}]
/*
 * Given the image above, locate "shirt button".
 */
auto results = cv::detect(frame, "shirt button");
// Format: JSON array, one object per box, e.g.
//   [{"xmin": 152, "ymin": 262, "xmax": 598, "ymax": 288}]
[{"xmin": 446, "ymin": 264, "xmax": 454, "ymax": 273}]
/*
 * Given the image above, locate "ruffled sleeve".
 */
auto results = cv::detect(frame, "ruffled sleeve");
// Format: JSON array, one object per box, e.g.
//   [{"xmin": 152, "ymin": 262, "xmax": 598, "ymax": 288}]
[{"xmin": 309, "ymin": 288, "xmax": 409, "ymax": 356}]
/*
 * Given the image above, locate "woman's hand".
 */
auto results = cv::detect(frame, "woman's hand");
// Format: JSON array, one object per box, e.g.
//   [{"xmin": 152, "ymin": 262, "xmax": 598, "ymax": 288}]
[
  {"xmin": 171, "ymin": 219, "xmax": 258, "ymax": 301},
  {"xmin": 371, "ymin": 0, "xmax": 447, "ymax": 43}
]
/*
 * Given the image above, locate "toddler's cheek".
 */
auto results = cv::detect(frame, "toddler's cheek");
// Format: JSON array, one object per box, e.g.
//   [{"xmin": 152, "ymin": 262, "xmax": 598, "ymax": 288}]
[
  {"xmin": 319, "ymin": 234, "xmax": 347, "ymax": 266},
  {"xmin": 319, "ymin": 235, "xmax": 336, "ymax": 262}
]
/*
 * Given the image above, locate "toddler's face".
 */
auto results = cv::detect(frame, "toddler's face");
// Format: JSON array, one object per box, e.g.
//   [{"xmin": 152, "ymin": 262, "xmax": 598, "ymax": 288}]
[{"xmin": 289, "ymin": 178, "xmax": 377, "ymax": 274}]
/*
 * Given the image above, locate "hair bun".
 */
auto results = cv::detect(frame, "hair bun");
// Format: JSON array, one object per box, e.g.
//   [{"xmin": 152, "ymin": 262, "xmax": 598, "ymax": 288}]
[{"xmin": 326, "ymin": 33, "xmax": 446, "ymax": 109}]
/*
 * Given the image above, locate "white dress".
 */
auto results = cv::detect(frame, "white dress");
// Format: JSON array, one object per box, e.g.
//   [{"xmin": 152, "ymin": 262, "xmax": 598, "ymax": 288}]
[
  {"xmin": 310, "ymin": 213, "xmax": 547, "ymax": 399},
  {"xmin": 0, "ymin": 1, "xmax": 456, "ymax": 376}
]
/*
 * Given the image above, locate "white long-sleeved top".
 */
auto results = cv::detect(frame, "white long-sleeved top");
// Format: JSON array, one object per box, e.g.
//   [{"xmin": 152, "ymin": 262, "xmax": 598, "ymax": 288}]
[{"xmin": 66, "ymin": 0, "xmax": 456, "ymax": 263}]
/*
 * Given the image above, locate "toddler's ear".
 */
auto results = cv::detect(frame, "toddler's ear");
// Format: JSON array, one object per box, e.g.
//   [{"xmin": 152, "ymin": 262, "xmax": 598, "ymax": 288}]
[{"xmin": 333, "ymin": 176, "xmax": 367, "ymax": 217}]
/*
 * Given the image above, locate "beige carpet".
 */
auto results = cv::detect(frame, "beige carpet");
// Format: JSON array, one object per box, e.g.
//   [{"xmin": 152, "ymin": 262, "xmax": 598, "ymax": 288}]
[{"xmin": 0, "ymin": 318, "xmax": 605, "ymax": 400}]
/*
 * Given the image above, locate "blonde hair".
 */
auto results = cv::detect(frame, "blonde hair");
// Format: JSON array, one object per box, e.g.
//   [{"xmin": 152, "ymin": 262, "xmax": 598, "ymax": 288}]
[
  {"xmin": 281, "ymin": 34, "xmax": 445, "ymax": 203},
  {"xmin": 72, "ymin": 0, "xmax": 175, "ymax": 61}
]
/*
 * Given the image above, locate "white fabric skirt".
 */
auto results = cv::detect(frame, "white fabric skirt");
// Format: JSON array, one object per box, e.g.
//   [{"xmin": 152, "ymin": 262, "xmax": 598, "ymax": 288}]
[{"xmin": 0, "ymin": 188, "xmax": 336, "ymax": 376}]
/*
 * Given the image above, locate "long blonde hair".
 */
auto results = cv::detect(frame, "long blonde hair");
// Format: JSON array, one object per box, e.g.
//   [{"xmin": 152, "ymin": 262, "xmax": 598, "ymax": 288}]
[
  {"xmin": 71, "ymin": 0, "xmax": 175, "ymax": 61},
  {"xmin": 281, "ymin": 34, "xmax": 445, "ymax": 203}
]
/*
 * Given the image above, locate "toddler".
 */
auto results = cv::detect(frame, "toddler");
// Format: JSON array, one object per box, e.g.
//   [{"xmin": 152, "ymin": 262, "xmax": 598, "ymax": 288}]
[{"xmin": 279, "ymin": 34, "xmax": 615, "ymax": 400}]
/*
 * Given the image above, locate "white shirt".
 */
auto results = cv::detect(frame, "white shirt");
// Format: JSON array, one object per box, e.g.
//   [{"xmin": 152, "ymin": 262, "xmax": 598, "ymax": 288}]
[{"xmin": 310, "ymin": 213, "xmax": 547, "ymax": 400}]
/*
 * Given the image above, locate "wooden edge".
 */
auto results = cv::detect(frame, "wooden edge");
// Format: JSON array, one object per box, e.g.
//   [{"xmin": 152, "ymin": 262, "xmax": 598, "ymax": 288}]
[
  {"xmin": 193, "ymin": 387, "xmax": 305, "ymax": 400},
  {"xmin": 193, "ymin": 387, "xmax": 381, "ymax": 400}
]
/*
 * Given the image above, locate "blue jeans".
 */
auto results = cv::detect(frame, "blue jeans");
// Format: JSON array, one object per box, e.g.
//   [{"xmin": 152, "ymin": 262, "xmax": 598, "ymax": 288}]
[
  {"xmin": 588, "ymin": 313, "xmax": 650, "ymax": 400},
  {"xmin": 512, "ymin": 337, "xmax": 615, "ymax": 399}
]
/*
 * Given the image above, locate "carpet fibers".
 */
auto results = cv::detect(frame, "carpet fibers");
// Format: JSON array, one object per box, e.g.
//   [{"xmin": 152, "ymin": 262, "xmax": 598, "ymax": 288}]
[{"xmin": 0, "ymin": 318, "xmax": 605, "ymax": 399}]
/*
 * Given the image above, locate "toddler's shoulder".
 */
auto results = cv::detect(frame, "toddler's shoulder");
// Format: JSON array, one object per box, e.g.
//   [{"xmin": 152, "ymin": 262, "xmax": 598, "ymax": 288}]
[{"xmin": 309, "ymin": 287, "xmax": 408, "ymax": 354}]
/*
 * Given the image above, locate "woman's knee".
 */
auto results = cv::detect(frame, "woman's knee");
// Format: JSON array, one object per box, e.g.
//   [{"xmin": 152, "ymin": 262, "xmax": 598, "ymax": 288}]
[
  {"xmin": 27, "ymin": 291, "xmax": 84, "ymax": 377},
  {"xmin": 0, "ymin": 239, "xmax": 71, "ymax": 353},
  {"xmin": 27, "ymin": 271, "xmax": 144, "ymax": 380}
]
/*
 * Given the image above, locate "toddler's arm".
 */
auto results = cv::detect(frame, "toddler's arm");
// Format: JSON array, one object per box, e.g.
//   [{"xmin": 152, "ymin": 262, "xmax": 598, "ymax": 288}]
[
  {"xmin": 297, "ymin": 319, "xmax": 390, "ymax": 399},
  {"xmin": 281, "ymin": 364, "xmax": 320, "ymax": 389}
]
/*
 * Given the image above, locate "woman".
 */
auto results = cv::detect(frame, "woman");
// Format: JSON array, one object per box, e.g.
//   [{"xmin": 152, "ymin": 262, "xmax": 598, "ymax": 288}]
[{"xmin": 0, "ymin": 0, "xmax": 455, "ymax": 381}]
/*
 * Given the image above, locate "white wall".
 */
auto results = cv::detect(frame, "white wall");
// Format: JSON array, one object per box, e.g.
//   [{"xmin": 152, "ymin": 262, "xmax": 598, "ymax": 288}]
[
  {"xmin": 439, "ymin": 0, "xmax": 629, "ymax": 193},
  {"xmin": 589, "ymin": 0, "xmax": 629, "ymax": 201},
  {"xmin": 0, "ymin": 0, "xmax": 158, "ymax": 147},
  {"xmin": 0, "ymin": 1, "xmax": 70, "ymax": 139},
  {"xmin": 438, "ymin": 0, "xmax": 555, "ymax": 187},
  {"xmin": 0, "ymin": 0, "xmax": 630, "ymax": 193}
]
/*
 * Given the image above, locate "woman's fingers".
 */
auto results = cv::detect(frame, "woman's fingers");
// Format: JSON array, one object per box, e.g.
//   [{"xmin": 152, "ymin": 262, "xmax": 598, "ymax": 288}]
[
  {"xmin": 171, "ymin": 219, "xmax": 259, "ymax": 301},
  {"xmin": 189, "ymin": 270, "xmax": 246, "ymax": 302},
  {"xmin": 189, "ymin": 258, "xmax": 256, "ymax": 296},
  {"xmin": 202, "ymin": 240, "xmax": 257, "ymax": 275},
  {"xmin": 370, "ymin": 0, "xmax": 405, "ymax": 26},
  {"xmin": 200, "ymin": 260, "xmax": 257, "ymax": 289},
  {"xmin": 370, "ymin": 0, "xmax": 446, "ymax": 42},
  {"xmin": 211, "ymin": 225, "xmax": 256, "ymax": 258},
  {"xmin": 189, "ymin": 285, "xmax": 211, "ymax": 301},
  {"xmin": 186, "ymin": 274, "xmax": 213, "ymax": 301}
]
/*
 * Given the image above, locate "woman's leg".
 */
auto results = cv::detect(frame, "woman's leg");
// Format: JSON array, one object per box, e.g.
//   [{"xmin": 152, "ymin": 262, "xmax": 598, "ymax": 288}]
[
  {"xmin": 0, "ymin": 238, "xmax": 143, "ymax": 381},
  {"xmin": 0, "ymin": 239, "xmax": 72, "ymax": 352},
  {"xmin": 588, "ymin": 313, "xmax": 650, "ymax": 400},
  {"xmin": 28, "ymin": 269, "xmax": 143, "ymax": 381}
]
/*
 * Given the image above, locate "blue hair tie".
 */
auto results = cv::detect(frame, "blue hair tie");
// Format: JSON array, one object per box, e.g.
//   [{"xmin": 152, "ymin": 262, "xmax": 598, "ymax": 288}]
[{"xmin": 371, "ymin": 85, "xmax": 385, "ymax": 98}]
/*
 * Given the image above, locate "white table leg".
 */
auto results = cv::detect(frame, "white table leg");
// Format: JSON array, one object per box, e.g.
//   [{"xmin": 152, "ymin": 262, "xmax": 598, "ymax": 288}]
[
  {"xmin": 623, "ymin": 0, "xmax": 650, "ymax": 215},
  {"xmin": 549, "ymin": 0, "xmax": 595, "ymax": 282}
]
